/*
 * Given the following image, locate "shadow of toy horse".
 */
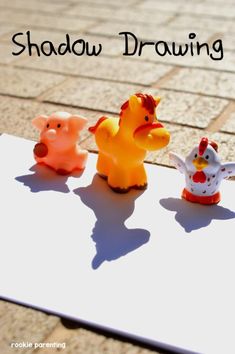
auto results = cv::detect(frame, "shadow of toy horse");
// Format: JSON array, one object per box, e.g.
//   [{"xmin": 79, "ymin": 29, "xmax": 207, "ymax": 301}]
[
  {"xmin": 74, "ymin": 174, "xmax": 150, "ymax": 269},
  {"xmin": 15, "ymin": 164, "xmax": 83, "ymax": 193},
  {"xmin": 160, "ymin": 197, "xmax": 235, "ymax": 233}
]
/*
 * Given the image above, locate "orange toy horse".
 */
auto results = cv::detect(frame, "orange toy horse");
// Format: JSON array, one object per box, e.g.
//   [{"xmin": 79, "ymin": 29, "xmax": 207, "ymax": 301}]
[{"xmin": 89, "ymin": 93, "xmax": 170, "ymax": 193}]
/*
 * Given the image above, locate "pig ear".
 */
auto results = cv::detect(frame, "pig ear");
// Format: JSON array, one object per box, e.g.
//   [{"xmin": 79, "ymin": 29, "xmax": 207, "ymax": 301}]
[
  {"xmin": 68, "ymin": 115, "xmax": 87, "ymax": 131},
  {"xmin": 129, "ymin": 95, "xmax": 140, "ymax": 112},
  {"xmin": 32, "ymin": 115, "xmax": 48, "ymax": 130}
]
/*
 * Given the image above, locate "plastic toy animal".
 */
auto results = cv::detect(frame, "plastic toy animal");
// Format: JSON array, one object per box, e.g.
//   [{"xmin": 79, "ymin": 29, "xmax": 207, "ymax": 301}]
[
  {"xmin": 170, "ymin": 137, "xmax": 235, "ymax": 204},
  {"xmin": 89, "ymin": 93, "xmax": 170, "ymax": 192},
  {"xmin": 32, "ymin": 111, "xmax": 88, "ymax": 174}
]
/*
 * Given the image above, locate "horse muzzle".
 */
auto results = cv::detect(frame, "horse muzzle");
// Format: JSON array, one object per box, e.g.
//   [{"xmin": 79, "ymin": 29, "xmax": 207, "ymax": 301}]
[
  {"xmin": 133, "ymin": 122, "xmax": 170, "ymax": 151},
  {"xmin": 133, "ymin": 122, "xmax": 163, "ymax": 136}
]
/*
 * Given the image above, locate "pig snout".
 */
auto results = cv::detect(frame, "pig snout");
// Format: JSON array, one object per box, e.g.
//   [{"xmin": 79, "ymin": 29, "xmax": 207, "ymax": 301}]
[{"xmin": 45, "ymin": 129, "xmax": 57, "ymax": 141}]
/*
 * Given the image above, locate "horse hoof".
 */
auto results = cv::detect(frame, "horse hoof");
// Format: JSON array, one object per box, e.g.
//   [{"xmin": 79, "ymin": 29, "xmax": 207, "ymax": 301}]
[
  {"xmin": 109, "ymin": 185, "xmax": 130, "ymax": 193},
  {"xmin": 98, "ymin": 173, "xmax": 108, "ymax": 180},
  {"xmin": 132, "ymin": 183, "xmax": 148, "ymax": 190}
]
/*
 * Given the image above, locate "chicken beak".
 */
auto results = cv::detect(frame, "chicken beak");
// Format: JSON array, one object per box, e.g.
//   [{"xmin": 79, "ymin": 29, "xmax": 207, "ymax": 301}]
[{"xmin": 193, "ymin": 157, "xmax": 208, "ymax": 171}]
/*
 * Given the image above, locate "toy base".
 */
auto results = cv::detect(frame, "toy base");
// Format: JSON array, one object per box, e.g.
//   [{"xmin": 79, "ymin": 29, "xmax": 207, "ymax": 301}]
[
  {"xmin": 56, "ymin": 168, "xmax": 72, "ymax": 176},
  {"xmin": 35, "ymin": 162, "xmax": 84, "ymax": 176},
  {"xmin": 182, "ymin": 188, "xmax": 221, "ymax": 205}
]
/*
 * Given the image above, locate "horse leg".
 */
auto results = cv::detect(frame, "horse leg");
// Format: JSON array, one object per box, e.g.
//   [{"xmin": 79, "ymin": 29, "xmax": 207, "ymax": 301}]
[
  {"xmin": 107, "ymin": 166, "xmax": 131, "ymax": 193},
  {"xmin": 131, "ymin": 164, "xmax": 148, "ymax": 190},
  {"xmin": 97, "ymin": 153, "xmax": 111, "ymax": 179}
]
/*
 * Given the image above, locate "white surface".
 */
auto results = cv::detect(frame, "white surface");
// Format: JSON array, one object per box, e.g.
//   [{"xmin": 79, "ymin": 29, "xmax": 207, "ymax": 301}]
[{"xmin": 0, "ymin": 134, "xmax": 235, "ymax": 354}]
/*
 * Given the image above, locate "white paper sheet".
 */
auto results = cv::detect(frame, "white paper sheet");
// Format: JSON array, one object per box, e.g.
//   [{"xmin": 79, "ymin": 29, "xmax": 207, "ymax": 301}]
[{"xmin": 0, "ymin": 134, "xmax": 235, "ymax": 354}]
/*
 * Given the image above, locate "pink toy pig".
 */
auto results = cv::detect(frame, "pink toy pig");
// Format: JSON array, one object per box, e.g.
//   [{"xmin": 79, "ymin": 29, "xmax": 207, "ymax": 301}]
[{"xmin": 32, "ymin": 111, "xmax": 88, "ymax": 175}]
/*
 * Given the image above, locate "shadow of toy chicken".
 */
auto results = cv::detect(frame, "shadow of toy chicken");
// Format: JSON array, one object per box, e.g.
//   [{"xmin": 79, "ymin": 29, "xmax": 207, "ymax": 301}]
[
  {"xmin": 74, "ymin": 174, "xmax": 150, "ymax": 269},
  {"xmin": 160, "ymin": 197, "xmax": 235, "ymax": 233}
]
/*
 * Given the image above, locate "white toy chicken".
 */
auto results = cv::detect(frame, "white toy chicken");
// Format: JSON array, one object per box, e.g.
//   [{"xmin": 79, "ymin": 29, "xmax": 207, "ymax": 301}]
[{"xmin": 170, "ymin": 137, "xmax": 235, "ymax": 204}]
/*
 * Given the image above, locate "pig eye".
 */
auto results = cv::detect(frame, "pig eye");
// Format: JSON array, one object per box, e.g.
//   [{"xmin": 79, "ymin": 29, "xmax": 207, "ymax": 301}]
[
  {"xmin": 145, "ymin": 116, "xmax": 149, "ymax": 122},
  {"xmin": 57, "ymin": 123, "xmax": 61, "ymax": 128},
  {"xmin": 46, "ymin": 123, "xmax": 50, "ymax": 128}
]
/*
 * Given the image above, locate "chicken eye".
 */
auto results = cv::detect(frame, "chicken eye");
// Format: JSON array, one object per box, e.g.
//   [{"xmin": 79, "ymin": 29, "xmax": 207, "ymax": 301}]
[
  {"xmin": 194, "ymin": 153, "xmax": 197, "ymax": 158},
  {"xmin": 145, "ymin": 116, "xmax": 149, "ymax": 122},
  {"xmin": 57, "ymin": 123, "xmax": 61, "ymax": 128},
  {"xmin": 205, "ymin": 155, "xmax": 209, "ymax": 160},
  {"xmin": 46, "ymin": 123, "xmax": 50, "ymax": 128}
]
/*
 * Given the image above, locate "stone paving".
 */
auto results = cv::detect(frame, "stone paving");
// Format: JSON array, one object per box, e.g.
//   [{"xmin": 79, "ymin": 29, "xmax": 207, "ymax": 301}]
[{"xmin": 0, "ymin": 0, "xmax": 234, "ymax": 353}]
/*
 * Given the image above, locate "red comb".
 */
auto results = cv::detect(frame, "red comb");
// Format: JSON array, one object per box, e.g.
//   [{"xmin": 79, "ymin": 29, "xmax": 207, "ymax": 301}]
[
  {"xmin": 199, "ymin": 137, "xmax": 208, "ymax": 156},
  {"xmin": 209, "ymin": 140, "xmax": 218, "ymax": 152}
]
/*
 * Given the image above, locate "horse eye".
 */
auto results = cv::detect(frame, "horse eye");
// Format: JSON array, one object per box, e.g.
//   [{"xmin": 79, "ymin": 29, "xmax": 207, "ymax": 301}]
[
  {"xmin": 145, "ymin": 116, "xmax": 149, "ymax": 122},
  {"xmin": 46, "ymin": 123, "xmax": 50, "ymax": 128},
  {"xmin": 194, "ymin": 154, "xmax": 197, "ymax": 158},
  {"xmin": 205, "ymin": 155, "xmax": 209, "ymax": 160},
  {"xmin": 57, "ymin": 123, "xmax": 61, "ymax": 128}
]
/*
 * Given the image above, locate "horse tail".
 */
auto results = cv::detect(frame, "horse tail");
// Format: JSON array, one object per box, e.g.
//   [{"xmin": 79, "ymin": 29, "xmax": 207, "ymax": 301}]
[{"xmin": 88, "ymin": 116, "xmax": 107, "ymax": 134}]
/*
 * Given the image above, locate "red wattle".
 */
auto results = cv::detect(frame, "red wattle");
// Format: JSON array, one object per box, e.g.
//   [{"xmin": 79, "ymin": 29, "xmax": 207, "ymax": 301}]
[{"xmin": 192, "ymin": 171, "xmax": 207, "ymax": 183}]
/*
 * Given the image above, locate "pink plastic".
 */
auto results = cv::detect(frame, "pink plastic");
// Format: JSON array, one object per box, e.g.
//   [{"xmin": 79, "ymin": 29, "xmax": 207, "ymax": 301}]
[{"xmin": 32, "ymin": 111, "xmax": 88, "ymax": 174}]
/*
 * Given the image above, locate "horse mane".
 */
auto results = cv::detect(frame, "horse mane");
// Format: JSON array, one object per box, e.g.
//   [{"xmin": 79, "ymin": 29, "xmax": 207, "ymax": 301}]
[{"xmin": 120, "ymin": 93, "xmax": 157, "ymax": 116}]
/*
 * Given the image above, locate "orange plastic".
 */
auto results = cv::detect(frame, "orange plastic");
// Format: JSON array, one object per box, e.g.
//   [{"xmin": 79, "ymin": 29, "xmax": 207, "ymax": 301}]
[
  {"xmin": 32, "ymin": 111, "xmax": 88, "ymax": 174},
  {"xmin": 182, "ymin": 188, "xmax": 221, "ymax": 205},
  {"xmin": 89, "ymin": 93, "xmax": 170, "ymax": 192}
]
